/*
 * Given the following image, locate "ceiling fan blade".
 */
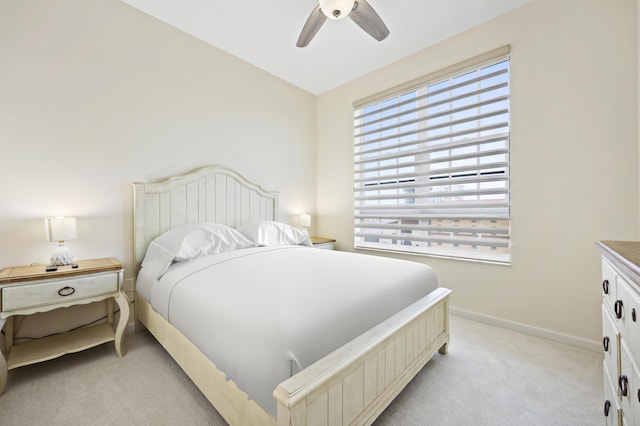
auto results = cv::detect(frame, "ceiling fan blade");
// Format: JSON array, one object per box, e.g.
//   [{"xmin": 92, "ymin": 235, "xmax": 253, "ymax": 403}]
[
  {"xmin": 297, "ymin": 6, "xmax": 327, "ymax": 47},
  {"xmin": 349, "ymin": 0, "xmax": 389, "ymax": 41}
]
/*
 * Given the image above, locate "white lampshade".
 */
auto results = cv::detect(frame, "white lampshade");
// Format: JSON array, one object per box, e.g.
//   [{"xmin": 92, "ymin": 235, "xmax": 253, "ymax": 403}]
[
  {"xmin": 299, "ymin": 213, "xmax": 311, "ymax": 228},
  {"xmin": 45, "ymin": 217, "xmax": 77, "ymax": 266},
  {"xmin": 45, "ymin": 217, "xmax": 77, "ymax": 242},
  {"xmin": 319, "ymin": 0, "xmax": 355, "ymax": 19}
]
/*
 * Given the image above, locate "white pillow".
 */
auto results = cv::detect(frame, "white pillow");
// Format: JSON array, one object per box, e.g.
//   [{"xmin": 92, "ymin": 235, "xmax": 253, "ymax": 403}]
[
  {"xmin": 140, "ymin": 241, "xmax": 177, "ymax": 281},
  {"xmin": 236, "ymin": 221, "xmax": 312, "ymax": 247},
  {"xmin": 174, "ymin": 224, "xmax": 254, "ymax": 261},
  {"xmin": 140, "ymin": 223, "xmax": 253, "ymax": 279}
]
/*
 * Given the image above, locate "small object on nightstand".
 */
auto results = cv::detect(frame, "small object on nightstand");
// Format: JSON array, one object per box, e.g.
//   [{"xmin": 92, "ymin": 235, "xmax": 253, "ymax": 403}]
[
  {"xmin": 311, "ymin": 237, "xmax": 336, "ymax": 250},
  {"xmin": 45, "ymin": 265, "xmax": 57, "ymax": 272},
  {"xmin": 71, "ymin": 263, "xmax": 78, "ymax": 269}
]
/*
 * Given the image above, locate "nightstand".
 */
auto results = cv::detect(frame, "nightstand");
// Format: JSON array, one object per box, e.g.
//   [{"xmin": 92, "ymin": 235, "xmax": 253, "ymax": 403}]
[
  {"xmin": 0, "ymin": 258, "xmax": 129, "ymax": 395},
  {"xmin": 311, "ymin": 237, "xmax": 336, "ymax": 250}
]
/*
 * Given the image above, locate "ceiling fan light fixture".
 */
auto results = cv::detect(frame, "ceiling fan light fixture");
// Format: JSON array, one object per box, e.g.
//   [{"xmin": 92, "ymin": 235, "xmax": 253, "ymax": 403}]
[
  {"xmin": 297, "ymin": 0, "xmax": 388, "ymax": 47},
  {"xmin": 319, "ymin": 0, "xmax": 355, "ymax": 20}
]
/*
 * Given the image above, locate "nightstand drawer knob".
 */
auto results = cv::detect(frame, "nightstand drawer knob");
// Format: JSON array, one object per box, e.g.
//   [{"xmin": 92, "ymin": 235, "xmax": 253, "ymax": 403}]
[{"xmin": 57, "ymin": 286, "xmax": 76, "ymax": 297}]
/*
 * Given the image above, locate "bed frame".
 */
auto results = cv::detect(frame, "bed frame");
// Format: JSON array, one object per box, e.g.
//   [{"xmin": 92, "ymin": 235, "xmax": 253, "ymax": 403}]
[{"xmin": 133, "ymin": 165, "xmax": 451, "ymax": 425}]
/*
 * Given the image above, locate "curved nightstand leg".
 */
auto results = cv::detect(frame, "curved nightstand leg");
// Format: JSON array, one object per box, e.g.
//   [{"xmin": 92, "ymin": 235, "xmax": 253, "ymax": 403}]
[
  {"xmin": 113, "ymin": 293, "xmax": 130, "ymax": 357},
  {"xmin": 0, "ymin": 349, "xmax": 5, "ymax": 396},
  {"xmin": 0, "ymin": 317, "xmax": 7, "ymax": 395}
]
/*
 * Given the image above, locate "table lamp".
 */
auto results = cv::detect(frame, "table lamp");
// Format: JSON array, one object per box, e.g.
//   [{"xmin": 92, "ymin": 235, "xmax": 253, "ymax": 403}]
[
  {"xmin": 45, "ymin": 217, "xmax": 77, "ymax": 266},
  {"xmin": 299, "ymin": 213, "xmax": 311, "ymax": 228}
]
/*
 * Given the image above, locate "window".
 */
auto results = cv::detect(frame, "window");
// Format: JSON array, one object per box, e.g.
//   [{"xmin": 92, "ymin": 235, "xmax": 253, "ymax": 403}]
[{"xmin": 353, "ymin": 46, "xmax": 511, "ymax": 264}]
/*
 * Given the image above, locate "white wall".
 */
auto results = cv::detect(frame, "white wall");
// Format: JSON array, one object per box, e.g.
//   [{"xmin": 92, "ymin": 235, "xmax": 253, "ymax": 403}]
[
  {"xmin": 0, "ymin": 0, "xmax": 316, "ymax": 337},
  {"xmin": 316, "ymin": 0, "xmax": 639, "ymax": 345},
  {"xmin": 0, "ymin": 0, "xmax": 317, "ymax": 272}
]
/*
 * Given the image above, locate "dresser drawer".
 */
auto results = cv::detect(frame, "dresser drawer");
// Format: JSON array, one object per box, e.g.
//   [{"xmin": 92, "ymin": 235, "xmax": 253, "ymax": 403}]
[
  {"xmin": 603, "ymin": 258, "xmax": 618, "ymax": 316},
  {"xmin": 604, "ymin": 305, "xmax": 620, "ymax": 381},
  {"xmin": 618, "ymin": 275, "xmax": 640, "ymax": 368},
  {"xmin": 620, "ymin": 340, "xmax": 640, "ymax": 425},
  {"xmin": 604, "ymin": 361, "xmax": 623, "ymax": 426},
  {"xmin": 1, "ymin": 272, "xmax": 118, "ymax": 312}
]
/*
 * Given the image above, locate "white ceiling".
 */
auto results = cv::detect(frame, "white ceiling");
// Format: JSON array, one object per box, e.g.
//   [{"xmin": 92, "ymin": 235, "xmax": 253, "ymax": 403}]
[{"xmin": 121, "ymin": 0, "xmax": 531, "ymax": 95}]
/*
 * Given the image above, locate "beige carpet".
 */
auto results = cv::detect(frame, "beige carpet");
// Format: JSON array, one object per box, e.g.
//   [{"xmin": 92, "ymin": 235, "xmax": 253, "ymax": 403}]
[{"xmin": 0, "ymin": 315, "xmax": 602, "ymax": 425}]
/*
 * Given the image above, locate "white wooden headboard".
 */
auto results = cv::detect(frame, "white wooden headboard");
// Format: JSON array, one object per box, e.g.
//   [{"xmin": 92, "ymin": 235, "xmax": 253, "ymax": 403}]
[{"xmin": 132, "ymin": 165, "xmax": 279, "ymax": 271}]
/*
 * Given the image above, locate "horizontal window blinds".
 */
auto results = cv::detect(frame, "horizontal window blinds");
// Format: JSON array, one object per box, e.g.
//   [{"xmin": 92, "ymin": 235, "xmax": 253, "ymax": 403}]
[{"xmin": 353, "ymin": 47, "xmax": 511, "ymax": 264}]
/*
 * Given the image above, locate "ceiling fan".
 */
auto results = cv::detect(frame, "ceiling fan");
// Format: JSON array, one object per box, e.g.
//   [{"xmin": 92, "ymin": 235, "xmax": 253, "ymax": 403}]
[{"xmin": 297, "ymin": 0, "xmax": 389, "ymax": 47}]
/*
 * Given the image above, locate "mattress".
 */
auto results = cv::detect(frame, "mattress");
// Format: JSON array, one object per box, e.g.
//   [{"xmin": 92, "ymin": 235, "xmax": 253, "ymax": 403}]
[{"xmin": 136, "ymin": 245, "xmax": 438, "ymax": 415}]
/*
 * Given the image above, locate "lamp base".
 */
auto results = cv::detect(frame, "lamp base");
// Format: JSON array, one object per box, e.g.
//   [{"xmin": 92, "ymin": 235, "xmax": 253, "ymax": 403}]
[{"xmin": 50, "ymin": 244, "xmax": 73, "ymax": 266}]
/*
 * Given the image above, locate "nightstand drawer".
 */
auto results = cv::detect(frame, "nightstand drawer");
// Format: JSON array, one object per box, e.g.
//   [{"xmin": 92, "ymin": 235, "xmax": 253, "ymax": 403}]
[
  {"xmin": 1, "ymin": 272, "xmax": 118, "ymax": 312},
  {"xmin": 311, "ymin": 237, "xmax": 336, "ymax": 250}
]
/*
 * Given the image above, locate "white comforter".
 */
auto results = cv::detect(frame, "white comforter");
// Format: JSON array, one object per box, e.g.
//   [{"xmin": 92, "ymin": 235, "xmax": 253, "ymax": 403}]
[{"xmin": 137, "ymin": 246, "xmax": 438, "ymax": 415}]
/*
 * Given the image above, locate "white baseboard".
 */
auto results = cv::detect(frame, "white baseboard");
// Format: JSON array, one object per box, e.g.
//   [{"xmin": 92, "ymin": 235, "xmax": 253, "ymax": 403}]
[{"xmin": 450, "ymin": 307, "xmax": 601, "ymax": 353}]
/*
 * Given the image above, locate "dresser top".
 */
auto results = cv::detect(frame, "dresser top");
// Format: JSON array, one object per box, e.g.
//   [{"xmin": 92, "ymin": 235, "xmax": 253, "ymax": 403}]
[
  {"xmin": 596, "ymin": 241, "xmax": 640, "ymax": 283},
  {"xmin": 0, "ymin": 258, "xmax": 122, "ymax": 284}
]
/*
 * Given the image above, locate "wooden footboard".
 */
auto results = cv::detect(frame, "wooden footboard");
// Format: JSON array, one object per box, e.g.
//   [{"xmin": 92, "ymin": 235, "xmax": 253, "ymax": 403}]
[
  {"xmin": 136, "ymin": 287, "xmax": 450, "ymax": 426},
  {"xmin": 273, "ymin": 287, "xmax": 451, "ymax": 426}
]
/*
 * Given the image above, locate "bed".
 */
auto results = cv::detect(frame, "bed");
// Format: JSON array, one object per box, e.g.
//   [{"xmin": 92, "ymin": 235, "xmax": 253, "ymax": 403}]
[{"xmin": 133, "ymin": 165, "xmax": 451, "ymax": 425}]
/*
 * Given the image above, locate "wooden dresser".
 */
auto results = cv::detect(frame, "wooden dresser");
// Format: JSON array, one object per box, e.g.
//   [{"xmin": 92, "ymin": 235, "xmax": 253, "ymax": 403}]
[{"xmin": 597, "ymin": 241, "xmax": 640, "ymax": 425}]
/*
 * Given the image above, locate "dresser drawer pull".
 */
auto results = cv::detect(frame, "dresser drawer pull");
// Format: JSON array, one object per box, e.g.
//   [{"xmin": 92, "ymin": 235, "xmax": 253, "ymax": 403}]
[
  {"xmin": 633, "ymin": 308, "xmax": 637, "ymax": 322},
  {"xmin": 603, "ymin": 279, "xmax": 610, "ymax": 295},
  {"xmin": 615, "ymin": 300, "xmax": 624, "ymax": 319},
  {"xmin": 604, "ymin": 400, "xmax": 611, "ymax": 416},
  {"xmin": 57, "ymin": 286, "xmax": 76, "ymax": 297},
  {"xmin": 603, "ymin": 336, "xmax": 610, "ymax": 352},
  {"xmin": 619, "ymin": 375, "xmax": 629, "ymax": 397},
  {"xmin": 638, "ymin": 388, "xmax": 640, "ymax": 403}
]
